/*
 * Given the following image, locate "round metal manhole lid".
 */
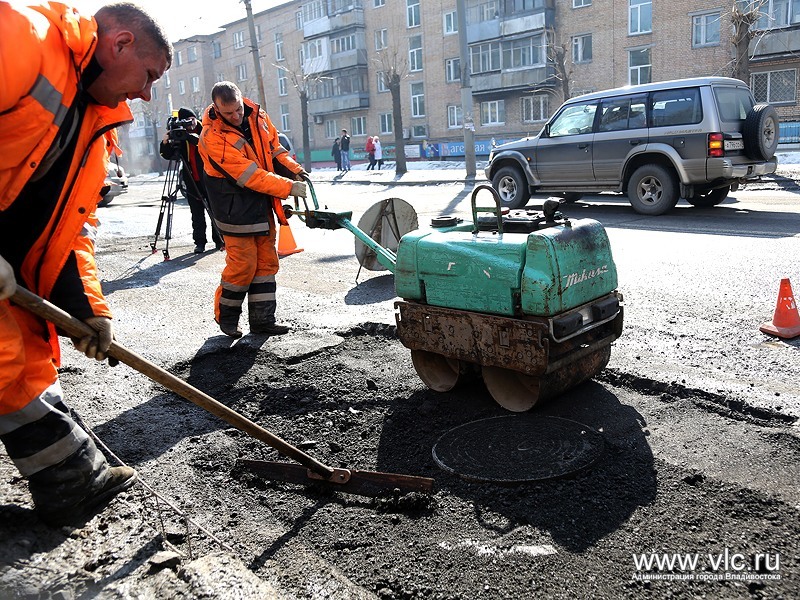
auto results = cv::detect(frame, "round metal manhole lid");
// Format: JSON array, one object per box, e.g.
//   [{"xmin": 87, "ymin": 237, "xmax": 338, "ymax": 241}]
[{"xmin": 432, "ymin": 415, "xmax": 605, "ymax": 483}]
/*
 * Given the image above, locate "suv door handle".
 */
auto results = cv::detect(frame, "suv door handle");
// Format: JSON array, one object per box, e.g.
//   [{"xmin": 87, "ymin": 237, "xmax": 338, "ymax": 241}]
[
  {"xmin": 629, "ymin": 139, "xmax": 643, "ymax": 146},
  {"xmin": 577, "ymin": 143, "xmax": 589, "ymax": 150}
]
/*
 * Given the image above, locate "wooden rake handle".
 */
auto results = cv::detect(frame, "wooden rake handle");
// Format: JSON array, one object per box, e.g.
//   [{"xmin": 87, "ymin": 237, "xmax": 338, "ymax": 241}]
[{"xmin": 10, "ymin": 286, "xmax": 336, "ymax": 478}]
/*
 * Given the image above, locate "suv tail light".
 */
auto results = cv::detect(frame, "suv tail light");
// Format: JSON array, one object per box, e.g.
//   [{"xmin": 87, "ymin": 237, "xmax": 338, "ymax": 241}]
[{"xmin": 708, "ymin": 133, "xmax": 724, "ymax": 158}]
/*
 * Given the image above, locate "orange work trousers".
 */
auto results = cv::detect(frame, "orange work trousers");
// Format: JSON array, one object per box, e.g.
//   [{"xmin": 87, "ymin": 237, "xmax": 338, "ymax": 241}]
[{"xmin": 214, "ymin": 234, "xmax": 279, "ymax": 322}]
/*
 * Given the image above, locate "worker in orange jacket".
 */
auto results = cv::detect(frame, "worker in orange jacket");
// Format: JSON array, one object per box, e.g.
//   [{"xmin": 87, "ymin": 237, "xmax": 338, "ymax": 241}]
[
  {"xmin": 198, "ymin": 81, "xmax": 307, "ymax": 338},
  {"xmin": 0, "ymin": 2, "xmax": 171, "ymax": 526}
]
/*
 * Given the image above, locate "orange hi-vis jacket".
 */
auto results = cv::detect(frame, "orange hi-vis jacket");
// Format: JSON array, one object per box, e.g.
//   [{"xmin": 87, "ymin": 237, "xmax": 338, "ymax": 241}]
[
  {"xmin": 198, "ymin": 97, "xmax": 302, "ymax": 236},
  {"xmin": 0, "ymin": 2, "xmax": 133, "ymax": 361}
]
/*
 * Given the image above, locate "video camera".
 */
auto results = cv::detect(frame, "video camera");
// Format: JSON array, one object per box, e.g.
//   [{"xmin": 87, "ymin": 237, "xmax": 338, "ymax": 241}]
[{"xmin": 166, "ymin": 116, "xmax": 195, "ymax": 143}]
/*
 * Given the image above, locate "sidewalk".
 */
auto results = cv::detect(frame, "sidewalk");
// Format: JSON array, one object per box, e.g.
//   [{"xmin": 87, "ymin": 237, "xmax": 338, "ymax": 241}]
[{"xmin": 307, "ymin": 161, "xmax": 488, "ymax": 186}]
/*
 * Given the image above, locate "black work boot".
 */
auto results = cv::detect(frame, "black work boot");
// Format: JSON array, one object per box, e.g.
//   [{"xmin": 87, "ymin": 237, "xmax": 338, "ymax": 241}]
[
  {"xmin": 29, "ymin": 440, "xmax": 137, "ymax": 527},
  {"xmin": 248, "ymin": 301, "xmax": 289, "ymax": 335},
  {"xmin": 217, "ymin": 305, "xmax": 243, "ymax": 338}
]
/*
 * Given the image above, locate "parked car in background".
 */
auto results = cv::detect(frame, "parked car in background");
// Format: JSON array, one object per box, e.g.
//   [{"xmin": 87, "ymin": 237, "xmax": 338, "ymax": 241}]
[
  {"xmin": 485, "ymin": 77, "xmax": 779, "ymax": 215},
  {"xmin": 279, "ymin": 133, "xmax": 296, "ymax": 161},
  {"xmin": 98, "ymin": 163, "xmax": 128, "ymax": 207}
]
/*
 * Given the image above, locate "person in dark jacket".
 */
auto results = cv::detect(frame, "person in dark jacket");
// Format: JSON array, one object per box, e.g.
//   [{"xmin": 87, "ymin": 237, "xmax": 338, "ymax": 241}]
[
  {"xmin": 340, "ymin": 129, "xmax": 351, "ymax": 171},
  {"xmin": 331, "ymin": 138, "xmax": 342, "ymax": 171},
  {"xmin": 159, "ymin": 107, "xmax": 223, "ymax": 253}
]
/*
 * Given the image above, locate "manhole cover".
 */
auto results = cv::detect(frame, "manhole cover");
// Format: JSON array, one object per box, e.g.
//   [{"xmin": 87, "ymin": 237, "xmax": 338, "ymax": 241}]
[{"xmin": 432, "ymin": 415, "xmax": 605, "ymax": 482}]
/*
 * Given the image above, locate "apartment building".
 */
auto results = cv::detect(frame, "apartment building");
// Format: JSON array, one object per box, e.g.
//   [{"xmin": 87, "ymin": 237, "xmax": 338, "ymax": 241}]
[{"xmin": 122, "ymin": 0, "xmax": 800, "ymax": 173}]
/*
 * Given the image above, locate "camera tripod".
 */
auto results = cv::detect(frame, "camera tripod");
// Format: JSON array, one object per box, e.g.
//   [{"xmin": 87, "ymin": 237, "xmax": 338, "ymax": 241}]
[{"xmin": 151, "ymin": 158, "xmax": 220, "ymax": 260}]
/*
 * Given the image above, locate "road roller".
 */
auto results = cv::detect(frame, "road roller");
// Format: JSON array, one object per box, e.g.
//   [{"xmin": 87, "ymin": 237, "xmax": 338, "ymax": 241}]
[{"xmin": 291, "ymin": 181, "xmax": 623, "ymax": 411}]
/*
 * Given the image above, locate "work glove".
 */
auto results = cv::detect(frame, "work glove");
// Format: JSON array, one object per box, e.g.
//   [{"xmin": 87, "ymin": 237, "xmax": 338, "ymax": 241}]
[
  {"xmin": 0, "ymin": 255, "xmax": 16, "ymax": 300},
  {"xmin": 72, "ymin": 316, "xmax": 116, "ymax": 363},
  {"xmin": 295, "ymin": 169, "xmax": 309, "ymax": 180},
  {"xmin": 290, "ymin": 181, "xmax": 307, "ymax": 198}
]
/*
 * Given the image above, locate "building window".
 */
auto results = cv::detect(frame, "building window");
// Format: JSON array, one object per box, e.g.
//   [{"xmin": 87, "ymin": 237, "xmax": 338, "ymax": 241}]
[
  {"xmin": 409, "ymin": 35, "xmax": 423, "ymax": 72},
  {"xmin": 303, "ymin": 1, "xmax": 325, "ymax": 23},
  {"xmin": 411, "ymin": 82, "xmax": 425, "ymax": 117},
  {"xmin": 212, "ymin": 41, "xmax": 222, "ymax": 59},
  {"xmin": 380, "ymin": 112, "xmax": 393, "ymax": 134},
  {"xmin": 444, "ymin": 11, "xmax": 458, "ymax": 34},
  {"xmin": 255, "ymin": 25, "xmax": 262, "ymax": 43},
  {"xmin": 164, "ymin": 72, "xmax": 171, "ymax": 88},
  {"xmin": 325, "ymin": 120, "xmax": 337, "ymax": 139},
  {"xmin": 412, "ymin": 124, "xmax": 427, "ymax": 137},
  {"xmin": 481, "ymin": 100, "xmax": 505, "ymax": 125},
  {"xmin": 296, "ymin": 10, "xmax": 303, "ymax": 29},
  {"xmin": 175, "ymin": 50, "xmax": 183, "ymax": 66},
  {"xmin": 752, "ymin": 69, "xmax": 797, "ymax": 103},
  {"xmin": 572, "ymin": 34, "xmax": 592, "ymax": 63},
  {"xmin": 278, "ymin": 69, "xmax": 288, "ymax": 96},
  {"xmin": 477, "ymin": 2, "xmax": 498, "ymax": 22},
  {"xmin": 522, "ymin": 95, "xmax": 549, "ymax": 122},
  {"xmin": 692, "ymin": 12, "xmax": 720, "ymax": 47},
  {"xmin": 191, "ymin": 76, "xmax": 200, "ymax": 93},
  {"xmin": 351, "ymin": 116, "xmax": 367, "ymax": 136},
  {"xmin": 374, "ymin": 0, "xmax": 385, "ymax": 6},
  {"xmin": 573, "ymin": 0, "xmax": 591, "ymax": 6},
  {"xmin": 152, "ymin": 86, "xmax": 158, "ymax": 101},
  {"xmin": 375, "ymin": 28, "xmax": 388, "ymax": 50},
  {"xmin": 629, "ymin": 0, "xmax": 652, "ymax": 35},
  {"xmin": 513, "ymin": 0, "xmax": 543, "ymax": 9},
  {"xmin": 502, "ymin": 34, "xmax": 543, "ymax": 70},
  {"xmin": 628, "ymin": 47, "xmax": 651, "ymax": 85},
  {"xmin": 302, "ymin": 39, "xmax": 324, "ymax": 61},
  {"xmin": 447, "ymin": 105, "xmax": 463, "ymax": 128},
  {"xmin": 445, "ymin": 58, "xmax": 461, "ymax": 83},
  {"xmin": 187, "ymin": 46, "xmax": 197, "ymax": 62},
  {"xmin": 377, "ymin": 71, "xmax": 389, "ymax": 92},
  {"xmin": 280, "ymin": 104, "xmax": 290, "ymax": 131},
  {"xmin": 275, "ymin": 33, "xmax": 284, "ymax": 60},
  {"xmin": 178, "ymin": 80, "xmax": 185, "ymax": 95},
  {"xmin": 233, "ymin": 30, "xmax": 245, "ymax": 50},
  {"xmin": 407, "ymin": 0, "xmax": 420, "ymax": 27},
  {"xmin": 237, "ymin": 63, "xmax": 247, "ymax": 81},
  {"xmin": 757, "ymin": 0, "xmax": 800, "ymax": 29},
  {"xmin": 470, "ymin": 42, "xmax": 501, "ymax": 74},
  {"xmin": 332, "ymin": 34, "xmax": 356, "ymax": 54},
  {"xmin": 216, "ymin": 73, "xmax": 226, "ymax": 82}
]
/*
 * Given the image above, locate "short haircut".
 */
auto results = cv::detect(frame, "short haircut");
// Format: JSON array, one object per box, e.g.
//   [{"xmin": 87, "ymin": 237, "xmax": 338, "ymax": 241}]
[
  {"xmin": 95, "ymin": 2, "xmax": 173, "ymax": 67},
  {"xmin": 212, "ymin": 81, "xmax": 242, "ymax": 105}
]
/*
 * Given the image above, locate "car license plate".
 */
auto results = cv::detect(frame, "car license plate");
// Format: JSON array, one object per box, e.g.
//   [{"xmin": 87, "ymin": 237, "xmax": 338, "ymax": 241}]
[{"xmin": 724, "ymin": 139, "xmax": 744, "ymax": 151}]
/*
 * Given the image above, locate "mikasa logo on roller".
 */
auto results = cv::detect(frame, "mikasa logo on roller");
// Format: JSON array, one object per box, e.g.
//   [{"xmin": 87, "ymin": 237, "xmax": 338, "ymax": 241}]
[{"xmin": 563, "ymin": 265, "xmax": 609, "ymax": 289}]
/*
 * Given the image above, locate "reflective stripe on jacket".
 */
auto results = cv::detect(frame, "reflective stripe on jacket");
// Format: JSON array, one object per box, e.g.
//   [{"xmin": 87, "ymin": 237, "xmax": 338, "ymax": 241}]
[{"xmin": 198, "ymin": 98, "xmax": 302, "ymax": 236}]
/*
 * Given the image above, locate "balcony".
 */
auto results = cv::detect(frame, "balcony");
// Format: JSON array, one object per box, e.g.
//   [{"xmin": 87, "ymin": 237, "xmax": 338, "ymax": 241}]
[
  {"xmin": 331, "ymin": 48, "xmax": 368, "ymax": 70},
  {"xmin": 471, "ymin": 65, "xmax": 548, "ymax": 95},
  {"xmin": 304, "ymin": 6, "xmax": 364, "ymax": 38},
  {"xmin": 750, "ymin": 25, "xmax": 800, "ymax": 58},
  {"xmin": 308, "ymin": 92, "xmax": 369, "ymax": 114}
]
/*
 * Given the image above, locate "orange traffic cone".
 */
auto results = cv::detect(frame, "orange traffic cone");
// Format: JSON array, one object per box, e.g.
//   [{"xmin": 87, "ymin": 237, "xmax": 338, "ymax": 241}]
[
  {"xmin": 277, "ymin": 223, "xmax": 303, "ymax": 257},
  {"xmin": 759, "ymin": 278, "xmax": 800, "ymax": 339}
]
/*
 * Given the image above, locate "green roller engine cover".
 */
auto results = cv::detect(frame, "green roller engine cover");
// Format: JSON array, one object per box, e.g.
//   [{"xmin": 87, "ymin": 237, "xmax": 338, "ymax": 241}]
[{"xmin": 394, "ymin": 218, "xmax": 618, "ymax": 318}]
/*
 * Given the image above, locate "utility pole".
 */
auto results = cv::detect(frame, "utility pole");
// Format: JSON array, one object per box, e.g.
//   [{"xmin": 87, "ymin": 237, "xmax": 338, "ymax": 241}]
[
  {"xmin": 456, "ymin": 0, "xmax": 476, "ymax": 177},
  {"xmin": 242, "ymin": 0, "xmax": 267, "ymax": 108}
]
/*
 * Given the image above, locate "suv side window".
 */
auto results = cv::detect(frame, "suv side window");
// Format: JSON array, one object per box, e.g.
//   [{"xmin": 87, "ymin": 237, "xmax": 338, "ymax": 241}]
[
  {"xmin": 548, "ymin": 102, "xmax": 598, "ymax": 137},
  {"xmin": 598, "ymin": 94, "xmax": 648, "ymax": 131},
  {"xmin": 650, "ymin": 88, "xmax": 702, "ymax": 127}
]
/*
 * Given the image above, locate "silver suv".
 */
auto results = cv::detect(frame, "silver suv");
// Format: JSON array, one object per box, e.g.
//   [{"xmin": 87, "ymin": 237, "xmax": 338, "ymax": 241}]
[{"xmin": 485, "ymin": 77, "xmax": 779, "ymax": 215}]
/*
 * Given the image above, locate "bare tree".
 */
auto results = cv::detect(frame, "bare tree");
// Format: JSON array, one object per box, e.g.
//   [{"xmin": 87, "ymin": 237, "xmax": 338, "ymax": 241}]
[
  {"xmin": 545, "ymin": 27, "xmax": 571, "ymax": 104},
  {"xmin": 374, "ymin": 35, "xmax": 410, "ymax": 174},
  {"xmin": 275, "ymin": 52, "xmax": 329, "ymax": 173},
  {"xmin": 731, "ymin": 1, "xmax": 767, "ymax": 83}
]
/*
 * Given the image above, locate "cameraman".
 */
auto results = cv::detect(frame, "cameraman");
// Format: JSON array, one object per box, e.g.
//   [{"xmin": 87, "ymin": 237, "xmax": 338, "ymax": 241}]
[{"xmin": 159, "ymin": 107, "xmax": 223, "ymax": 253}]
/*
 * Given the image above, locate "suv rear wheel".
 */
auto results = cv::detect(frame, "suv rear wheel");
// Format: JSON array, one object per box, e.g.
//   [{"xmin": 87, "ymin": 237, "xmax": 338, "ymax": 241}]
[
  {"xmin": 627, "ymin": 164, "xmax": 679, "ymax": 215},
  {"xmin": 491, "ymin": 166, "xmax": 530, "ymax": 209}
]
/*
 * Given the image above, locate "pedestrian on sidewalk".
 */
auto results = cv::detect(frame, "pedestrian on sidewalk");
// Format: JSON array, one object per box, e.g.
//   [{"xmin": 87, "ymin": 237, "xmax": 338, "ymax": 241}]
[
  {"xmin": 0, "ymin": 1, "xmax": 171, "ymax": 526},
  {"xmin": 331, "ymin": 138, "xmax": 342, "ymax": 171},
  {"xmin": 373, "ymin": 136, "xmax": 384, "ymax": 170},
  {"xmin": 340, "ymin": 129, "xmax": 351, "ymax": 171},
  {"xmin": 198, "ymin": 81, "xmax": 307, "ymax": 338},
  {"xmin": 365, "ymin": 135, "xmax": 376, "ymax": 170}
]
